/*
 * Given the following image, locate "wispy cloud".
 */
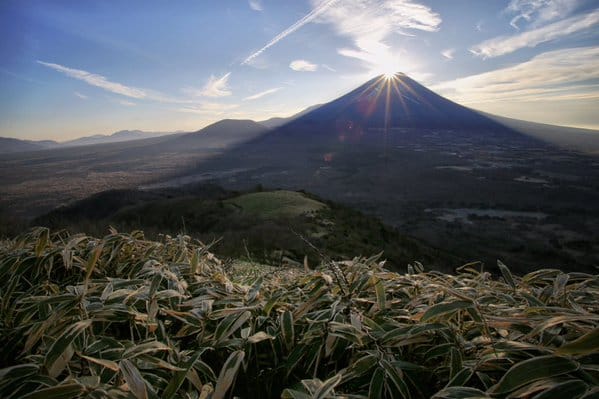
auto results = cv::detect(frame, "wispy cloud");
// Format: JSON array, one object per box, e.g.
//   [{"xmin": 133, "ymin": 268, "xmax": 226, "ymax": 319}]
[
  {"xmin": 119, "ymin": 100, "xmax": 136, "ymax": 106},
  {"xmin": 243, "ymin": 87, "xmax": 282, "ymax": 101},
  {"xmin": 184, "ymin": 73, "xmax": 232, "ymax": 98},
  {"xmin": 248, "ymin": 0, "xmax": 263, "ymax": 11},
  {"xmin": 322, "ymin": 64, "xmax": 336, "ymax": 72},
  {"xmin": 37, "ymin": 61, "xmax": 147, "ymax": 99},
  {"xmin": 506, "ymin": 0, "xmax": 579, "ymax": 29},
  {"xmin": 178, "ymin": 102, "xmax": 239, "ymax": 115},
  {"xmin": 312, "ymin": 0, "xmax": 441, "ymax": 73},
  {"xmin": 433, "ymin": 46, "xmax": 599, "ymax": 104},
  {"xmin": 289, "ymin": 59, "xmax": 318, "ymax": 72},
  {"xmin": 241, "ymin": 0, "xmax": 341, "ymax": 65},
  {"xmin": 471, "ymin": 9, "xmax": 599, "ymax": 58},
  {"xmin": 74, "ymin": 91, "xmax": 88, "ymax": 99},
  {"xmin": 441, "ymin": 48, "xmax": 455, "ymax": 60}
]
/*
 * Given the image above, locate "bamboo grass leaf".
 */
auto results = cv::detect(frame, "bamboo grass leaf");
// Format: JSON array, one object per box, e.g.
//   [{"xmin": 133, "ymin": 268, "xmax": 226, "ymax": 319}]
[
  {"xmin": 369, "ymin": 367, "xmax": 386, "ymax": 399},
  {"xmin": 213, "ymin": 350, "xmax": 245, "ymax": 399},
  {"xmin": 432, "ymin": 386, "xmax": 489, "ymax": 398},
  {"xmin": 497, "ymin": 260, "xmax": 516, "ymax": 289},
  {"xmin": 215, "ymin": 310, "xmax": 251, "ymax": 344},
  {"xmin": 422, "ymin": 301, "xmax": 473, "ymax": 322},
  {"xmin": 313, "ymin": 372, "xmax": 343, "ymax": 399},
  {"xmin": 162, "ymin": 351, "xmax": 203, "ymax": 399},
  {"xmin": 489, "ymin": 355, "xmax": 580, "ymax": 395},
  {"xmin": 20, "ymin": 383, "xmax": 84, "ymax": 399},
  {"xmin": 120, "ymin": 359, "xmax": 148, "ymax": 399},
  {"xmin": 247, "ymin": 331, "xmax": 274, "ymax": 344},
  {"xmin": 532, "ymin": 379, "xmax": 588, "ymax": 399},
  {"xmin": 281, "ymin": 310, "xmax": 295, "ymax": 350},
  {"xmin": 44, "ymin": 319, "xmax": 92, "ymax": 377},
  {"xmin": 556, "ymin": 329, "xmax": 599, "ymax": 356},
  {"xmin": 79, "ymin": 354, "xmax": 119, "ymax": 371},
  {"xmin": 380, "ymin": 359, "xmax": 410, "ymax": 399}
]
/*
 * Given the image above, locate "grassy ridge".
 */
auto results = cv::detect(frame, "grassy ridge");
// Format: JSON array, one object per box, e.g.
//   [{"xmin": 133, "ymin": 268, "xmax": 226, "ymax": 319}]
[
  {"xmin": 0, "ymin": 228, "xmax": 597, "ymax": 398},
  {"xmin": 226, "ymin": 190, "xmax": 326, "ymax": 219},
  {"xmin": 34, "ymin": 187, "xmax": 459, "ymax": 271}
]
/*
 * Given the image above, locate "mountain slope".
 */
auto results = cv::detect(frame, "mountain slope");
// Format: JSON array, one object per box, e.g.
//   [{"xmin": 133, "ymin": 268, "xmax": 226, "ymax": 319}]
[
  {"xmin": 169, "ymin": 119, "xmax": 267, "ymax": 149},
  {"xmin": 481, "ymin": 112, "xmax": 599, "ymax": 154},
  {"xmin": 0, "ymin": 137, "xmax": 58, "ymax": 154},
  {"xmin": 60, "ymin": 129, "xmax": 175, "ymax": 147},
  {"xmin": 259, "ymin": 104, "xmax": 322, "ymax": 129},
  {"xmin": 129, "ymin": 119, "xmax": 270, "ymax": 158}
]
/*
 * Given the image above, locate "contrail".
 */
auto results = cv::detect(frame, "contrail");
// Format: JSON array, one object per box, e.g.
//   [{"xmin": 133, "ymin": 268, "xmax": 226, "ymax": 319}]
[{"xmin": 241, "ymin": 0, "xmax": 340, "ymax": 65}]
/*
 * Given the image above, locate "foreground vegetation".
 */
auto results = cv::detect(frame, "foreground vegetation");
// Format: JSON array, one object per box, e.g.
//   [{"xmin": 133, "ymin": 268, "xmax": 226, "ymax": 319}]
[{"xmin": 1, "ymin": 228, "xmax": 598, "ymax": 398}]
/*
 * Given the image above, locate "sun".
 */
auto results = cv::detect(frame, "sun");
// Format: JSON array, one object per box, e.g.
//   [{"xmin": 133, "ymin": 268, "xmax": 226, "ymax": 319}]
[
  {"xmin": 372, "ymin": 55, "xmax": 400, "ymax": 79},
  {"xmin": 383, "ymin": 70, "xmax": 397, "ymax": 79},
  {"xmin": 369, "ymin": 49, "xmax": 415, "ymax": 80}
]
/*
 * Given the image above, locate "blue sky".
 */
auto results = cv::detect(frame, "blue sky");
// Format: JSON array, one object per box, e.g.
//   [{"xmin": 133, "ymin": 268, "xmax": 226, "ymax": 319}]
[{"xmin": 1, "ymin": 0, "xmax": 598, "ymax": 140}]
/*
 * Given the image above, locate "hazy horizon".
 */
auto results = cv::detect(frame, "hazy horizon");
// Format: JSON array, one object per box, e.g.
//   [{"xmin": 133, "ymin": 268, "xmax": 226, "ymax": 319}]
[{"xmin": 1, "ymin": 0, "xmax": 598, "ymax": 141}]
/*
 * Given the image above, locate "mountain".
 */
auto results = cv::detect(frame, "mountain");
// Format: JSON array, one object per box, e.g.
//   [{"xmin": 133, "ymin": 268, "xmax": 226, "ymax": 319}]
[
  {"xmin": 0, "ymin": 130, "xmax": 176, "ymax": 154},
  {"xmin": 0, "ymin": 137, "xmax": 59, "ymax": 154},
  {"xmin": 259, "ymin": 104, "xmax": 322, "ymax": 129},
  {"xmin": 159, "ymin": 73, "xmax": 599, "ymax": 273},
  {"xmin": 285, "ymin": 73, "xmax": 511, "ymax": 131},
  {"xmin": 161, "ymin": 119, "xmax": 268, "ymax": 151},
  {"xmin": 60, "ymin": 129, "xmax": 174, "ymax": 147}
]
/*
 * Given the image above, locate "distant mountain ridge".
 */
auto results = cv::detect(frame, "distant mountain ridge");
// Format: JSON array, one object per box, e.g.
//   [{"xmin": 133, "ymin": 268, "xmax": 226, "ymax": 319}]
[
  {"xmin": 60, "ymin": 130, "xmax": 175, "ymax": 147},
  {"xmin": 0, "ymin": 129, "xmax": 177, "ymax": 154},
  {"xmin": 158, "ymin": 119, "xmax": 268, "ymax": 152},
  {"xmin": 0, "ymin": 137, "xmax": 59, "ymax": 153},
  {"xmin": 3, "ymin": 73, "xmax": 598, "ymax": 154},
  {"xmin": 259, "ymin": 104, "xmax": 322, "ymax": 129}
]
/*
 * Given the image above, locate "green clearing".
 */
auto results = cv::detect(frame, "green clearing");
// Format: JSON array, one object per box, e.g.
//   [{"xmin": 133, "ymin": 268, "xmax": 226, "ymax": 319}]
[
  {"xmin": 0, "ymin": 228, "xmax": 597, "ymax": 398},
  {"xmin": 226, "ymin": 190, "xmax": 326, "ymax": 219}
]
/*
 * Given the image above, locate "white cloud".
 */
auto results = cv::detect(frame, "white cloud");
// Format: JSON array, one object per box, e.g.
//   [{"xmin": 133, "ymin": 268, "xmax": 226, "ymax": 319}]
[
  {"xmin": 433, "ymin": 46, "xmax": 599, "ymax": 104},
  {"xmin": 506, "ymin": 0, "xmax": 579, "ymax": 29},
  {"xmin": 314, "ymin": 0, "xmax": 441, "ymax": 39},
  {"xmin": 74, "ymin": 91, "xmax": 88, "ymax": 99},
  {"xmin": 240, "ymin": 0, "xmax": 440, "ymax": 73},
  {"xmin": 471, "ymin": 10, "xmax": 599, "ymax": 58},
  {"xmin": 322, "ymin": 64, "xmax": 336, "ymax": 72},
  {"xmin": 119, "ymin": 100, "xmax": 136, "ymax": 106},
  {"xmin": 37, "ymin": 61, "xmax": 147, "ymax": 99},
  {"xmin": 178, "ymin": 102, "xmax": 238, "ymax": 115},
  {"xmin": 289, "ymin": 59, "xmax": 318, "ymax": 72},
  {"xmin": 311, "ymin": 0, "xmax": 441, "ymax": 74},
  {"xmin": 243, "ymin": 87, "xmax": 282, "ymax": 101},
  {"xmin": 248, "ymin": 0, "xmax": 263, "ymax": 11},
  {"xmin": 441, "ymin": 48, "xmax": 455, "ymax": 60},
  {"xmin": 184, "ymin": 73, "xmax": 232, "ymax": 98},
  {"xmin": 241, "ymin": 0, "xmax": 341, "ymax": 65}
]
